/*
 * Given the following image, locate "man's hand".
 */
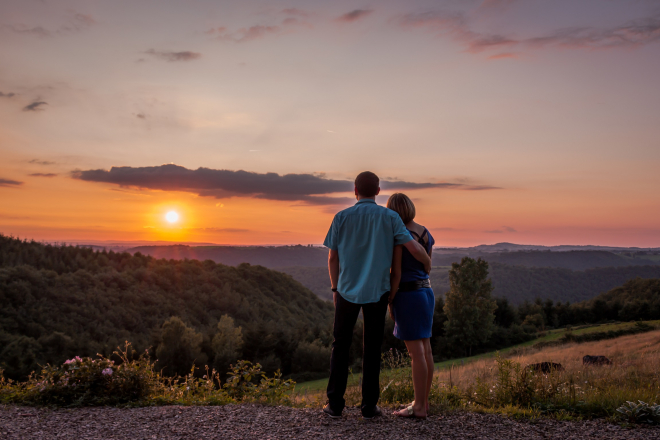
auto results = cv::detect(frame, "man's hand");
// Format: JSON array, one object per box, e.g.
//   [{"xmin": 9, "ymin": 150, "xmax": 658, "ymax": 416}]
[
  {"xmin": 403, "ymin": 239, "xmax": 432, "ymax": 273},
  {"xmin": 388, "ymin": 291, "xmax": 397, "ymax": 304}
]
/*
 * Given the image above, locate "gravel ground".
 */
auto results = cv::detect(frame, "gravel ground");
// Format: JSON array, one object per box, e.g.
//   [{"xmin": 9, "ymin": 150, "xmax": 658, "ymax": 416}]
[{"xmin": 1, "ymin": 404, "xmax": 659, "ymax": 440}]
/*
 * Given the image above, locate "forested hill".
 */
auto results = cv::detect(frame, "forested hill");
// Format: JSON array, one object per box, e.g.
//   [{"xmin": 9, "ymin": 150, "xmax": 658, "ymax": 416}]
[
  {"xmin": 0, "ymin": 235, "xmax": 333, "ymax": 380},
  {"xmin": 124, "ymin": 245, "xmax": 659, "ymax": 271},
  {"xmin": 127, "ymin": 244, "xmax": 329, "ymax": 268},
  {"xmin": 587, "ymin": 277, "xmax": 660, "ymax": 310},
  {"xmin": 280, "ymin": 263, "xmax": 660, "ymax": 304}
]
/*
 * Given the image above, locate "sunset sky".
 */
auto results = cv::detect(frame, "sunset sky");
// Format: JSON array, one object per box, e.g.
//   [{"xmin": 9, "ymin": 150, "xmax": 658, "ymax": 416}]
[{"xmin": 1, "ymin": 0, "xmax": 659, "ymax": 247}]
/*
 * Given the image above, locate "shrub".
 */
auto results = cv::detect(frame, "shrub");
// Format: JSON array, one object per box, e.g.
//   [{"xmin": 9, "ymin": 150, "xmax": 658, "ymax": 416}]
[
  {"xmin": 2, "ymin": 343, "xmax": 156, "ymax": 407},
  {"xmin": 291, "ymin": 339, "xmax": 331, "ymax": 374},
  {"xmin": 0, "ymin": 342, "xmax": 296, "ymax": 408},
  {"xmin": 616, "ymin": 401, "xmax": 660, "ymax": 425}
]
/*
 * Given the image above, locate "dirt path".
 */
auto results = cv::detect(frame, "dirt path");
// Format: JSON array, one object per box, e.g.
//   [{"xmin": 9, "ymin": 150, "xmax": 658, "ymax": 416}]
[{"xmin": 1, "ymin": 404, "xmax": 659, "ymax": 440}]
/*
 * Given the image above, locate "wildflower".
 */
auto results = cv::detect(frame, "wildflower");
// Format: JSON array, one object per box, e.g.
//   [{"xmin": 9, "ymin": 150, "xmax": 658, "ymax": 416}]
[
  {"xmin": 186, "ymin": 386, "xmax": 190, "ymax": 390},
  {"xmin": 102, "ymin": 368, "xmax": 113, "ymax": 376}
]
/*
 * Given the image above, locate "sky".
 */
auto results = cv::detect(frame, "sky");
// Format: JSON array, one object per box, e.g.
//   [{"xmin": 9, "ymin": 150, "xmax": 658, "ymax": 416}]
[{"xmin": 1, "ymin": 0, "xmax": 659, "ymax": 247}]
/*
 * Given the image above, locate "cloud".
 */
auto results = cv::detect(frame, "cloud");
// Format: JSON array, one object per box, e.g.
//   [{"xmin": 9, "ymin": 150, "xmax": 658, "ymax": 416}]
[
  {"xmin": 207, "ymin": 11, "xmax": 312, "ymax": 43},
  {"xmin": 463, "ymin": 185, "xmax": 502, "ymax": 190},
  {"xmin": 71, "ymin": 164, "xmax": 482, "ymax": 205},
  {"xmin": 29, "ymin": 173, "xmax": 57, "ymax": 177},
  {"xmin": 23, "ymin": 101, "xmax": 48, "ymax": 111},
  {"xmin": 381, "ymin": 181, "xmax": 462, "ymax": 190},
  {"xmin": 0, "ymin": 92, "xmax": 16, "ymax": 98},
  {"xmin": 526, "ymin": 17, "xmax": 660, "ymax": 50},
  {"xmin": 398, "ymin": 11, "xmax": 517, "ymax": 54},
  {"xmin": 0, "ymin": 178, "xmax": 23, "ymax": 187},
  {"xmin": 185, "ymin": 227, "xmax": 251, "ymax": 233},
  {"xmin": 144, "ymin": 49, "xmax": 201, "ymax": 62},
  {"xmin": 4, "ymin": 12, "xmax": 95, "ymax": 38},
  {"xmin": 28, "ymin": 159, "xmax": 56, "ymax": 165},
  {"xmin": 337, "ymin": 9, "xmax": 374, "ymax": 23},
  {"xmin": 485, "ymin": 226, "xmax": 517, "ymax": 233},
  {"xmin": 281, "ymin": 8, "xmax": 309, "ymax": 18},
  {"xmin": 398, "ymin": 10, "xmax": 660, "ymax": 55},
  {"xmin": 488, "ymin": 52, "xmax": 518, "ymax": 60},
  {"xmin": 210, "ymin": 25, "xmax": 282, "ymax": 43}
]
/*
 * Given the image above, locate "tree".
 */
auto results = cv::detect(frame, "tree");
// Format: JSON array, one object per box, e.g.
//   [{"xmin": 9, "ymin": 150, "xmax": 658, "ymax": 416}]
[
  {"xmin": 156, "ymin": 317, "xmax": 207, "ymax": 376},
  {"xmin": 291, "ymin": 339, "xmax": 331, "ymax": 373},
  {"xmin": 211, "ymin": 315, "xmax": 244, "ymax": 375},
  {"xmin": 443, "ymin": 257, "xmax": 497, "ymax": 357}
]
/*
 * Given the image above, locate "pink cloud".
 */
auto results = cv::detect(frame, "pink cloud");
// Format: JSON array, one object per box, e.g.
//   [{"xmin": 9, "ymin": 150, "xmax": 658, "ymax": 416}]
[
  {"xmin": 208, "ymin": 13, "xmax": 312, "ymax": 43},
  {"xmin": 398, "ymin": 11, "xmax": 516, "ymax": 53},
  {"xmin": 488, "ymin": 52, "xmax": 518, "ymax": 60},
  {"xmin": 398, "ymin": 10, "xmax": 660, "ymax": 55},
  {"xmin": 336, "ymin": 9, "xmax": 374, "ymax": 23}
]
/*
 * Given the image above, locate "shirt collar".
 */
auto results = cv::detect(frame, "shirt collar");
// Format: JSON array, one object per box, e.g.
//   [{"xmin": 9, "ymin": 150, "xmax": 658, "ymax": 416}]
[{"xmin": 356, "ymin": 198, "xmax": 377, "ymax": 205}]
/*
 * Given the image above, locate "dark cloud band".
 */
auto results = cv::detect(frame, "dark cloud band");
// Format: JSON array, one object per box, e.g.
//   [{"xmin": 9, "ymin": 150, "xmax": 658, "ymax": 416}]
[
  {"xmin": 337, "ymin": 10, "xmax": 374, "ymax": 23},
  {"xmin": 71, "ymin": 164, "xmax": 493, "ymax": 205},
  {"xmin": 144, "ymin": 49, "xmax": 201, "ymax": 62},
  {"xmin": 23, "ymin": 101, "xmax": 47, "ymax": 112},
  {"xmin": 0, "ymin": 178, "xmax": 23, "ymax": 187}
]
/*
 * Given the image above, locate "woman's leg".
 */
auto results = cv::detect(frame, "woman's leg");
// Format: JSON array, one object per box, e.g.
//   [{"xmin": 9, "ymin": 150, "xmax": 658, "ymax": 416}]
[
  {"xmin": 398, "ymin": 339, "xmax": 428, "ymax": 416},
  {"xmin": 423, "ymin": 338, "xmax": 434, "ymax": 410}
]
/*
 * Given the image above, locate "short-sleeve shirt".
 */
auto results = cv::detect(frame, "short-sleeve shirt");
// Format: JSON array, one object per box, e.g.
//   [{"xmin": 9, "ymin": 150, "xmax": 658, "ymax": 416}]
[{"xmin": 323, "ymin": 199, "xmax": 412, "ymax": 304}]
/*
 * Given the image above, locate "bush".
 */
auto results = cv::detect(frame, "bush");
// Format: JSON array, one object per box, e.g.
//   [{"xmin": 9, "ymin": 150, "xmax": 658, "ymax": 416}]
[
  {"xmin": 1, "ymin": 343, "xmax": 156, "ymax": 406},
  {"xmin": 291, "ymin": 339, "xmax": 331, "ymax": 374},
  {"xmin": 0, "ymin": 342, "xmax": 296, "ymax": 408},
  {"xmin": 617, "ymin": 401, "xmax": 660, "ymax": 425}
]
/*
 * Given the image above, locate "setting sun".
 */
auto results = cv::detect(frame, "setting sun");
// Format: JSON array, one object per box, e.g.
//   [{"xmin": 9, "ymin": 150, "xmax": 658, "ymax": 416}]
[{"xmin": 165, "ymin": 211, "xmax": 179, "ymax": 223}]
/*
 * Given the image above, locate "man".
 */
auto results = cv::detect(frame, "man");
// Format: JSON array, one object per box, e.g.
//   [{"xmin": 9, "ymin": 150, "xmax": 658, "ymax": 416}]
[{"xmin": 323, "ymin": 171, "xmax": 432, "ymax": 419}]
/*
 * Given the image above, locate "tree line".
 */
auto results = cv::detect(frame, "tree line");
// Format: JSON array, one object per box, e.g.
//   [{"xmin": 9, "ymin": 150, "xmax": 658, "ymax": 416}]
[
  {"xmin": 0, "ymin": 235, "xmax": 334, "ymax": 381},
  {"xmin": 1, "ymin": 235, "xmax": 658, "ymax": 381}
]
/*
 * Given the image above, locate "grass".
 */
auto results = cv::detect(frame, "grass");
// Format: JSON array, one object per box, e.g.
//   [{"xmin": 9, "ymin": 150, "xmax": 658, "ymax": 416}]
[
  {"xmin": 296, "ymin": 329, "xmax": 660, "ymax": 422},
  {"xmin": 295, "ymin": 320, "xmax": 660, "ymax": 392},
  {"xmin": 3, "ymin": 329, "xmax": 659, "ymax": 423}
]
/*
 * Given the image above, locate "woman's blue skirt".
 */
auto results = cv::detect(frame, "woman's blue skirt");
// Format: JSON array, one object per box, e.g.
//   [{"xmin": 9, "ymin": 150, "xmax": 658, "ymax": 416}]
[{"xmin": 391, "ymin": 287, "xmax": 434, "ymax": 340}]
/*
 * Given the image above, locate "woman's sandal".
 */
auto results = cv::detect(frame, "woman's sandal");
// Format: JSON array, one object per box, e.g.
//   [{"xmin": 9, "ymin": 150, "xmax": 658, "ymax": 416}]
[{"xmin": 394, "ymin": 405, "xmax": 427, "ymax": 420}]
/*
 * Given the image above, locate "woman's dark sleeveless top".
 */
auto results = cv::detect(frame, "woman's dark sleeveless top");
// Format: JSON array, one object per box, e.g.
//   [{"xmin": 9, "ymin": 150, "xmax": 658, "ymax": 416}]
[{"xmin": 400, "ymin": 227, "xmax": 435, "ymax": 283}]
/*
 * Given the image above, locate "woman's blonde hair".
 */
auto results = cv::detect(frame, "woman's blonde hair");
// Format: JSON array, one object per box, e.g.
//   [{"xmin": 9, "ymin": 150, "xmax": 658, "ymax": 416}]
[{"xmin": 387, "ymin": 193, "xmax": 416, "ymax": 224}]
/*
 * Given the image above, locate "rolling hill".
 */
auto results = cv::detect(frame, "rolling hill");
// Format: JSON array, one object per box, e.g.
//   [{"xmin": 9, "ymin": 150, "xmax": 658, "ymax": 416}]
[{"xmin": 0, "ymin": 235, "xmax": 333, "ymax": 380}]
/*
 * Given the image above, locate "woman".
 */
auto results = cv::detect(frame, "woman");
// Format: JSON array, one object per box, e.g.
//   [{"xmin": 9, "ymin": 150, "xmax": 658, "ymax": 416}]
[{"xmin": 387, "ymin": 193, "xmax": 435, "ymax": 419}]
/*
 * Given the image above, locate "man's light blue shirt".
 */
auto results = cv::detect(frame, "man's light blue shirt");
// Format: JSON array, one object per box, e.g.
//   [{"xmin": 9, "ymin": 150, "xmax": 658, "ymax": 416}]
[{"xmin": 323, "ymin": 199, "xmax": 413, "ymax": 304}]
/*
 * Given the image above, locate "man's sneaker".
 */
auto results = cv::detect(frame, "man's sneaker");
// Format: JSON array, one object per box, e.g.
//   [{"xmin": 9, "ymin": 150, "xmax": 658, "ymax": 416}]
[
  {"xmin": 362, "ymin": 406, "xmax": 382, "ymax": 419},
  {"xmin": 323, "ymin": 404, "xmax": 342, "ymax": 419}
]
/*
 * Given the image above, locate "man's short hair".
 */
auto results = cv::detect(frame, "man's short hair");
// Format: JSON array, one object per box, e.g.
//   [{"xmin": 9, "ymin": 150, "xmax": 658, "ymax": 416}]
[
  {"xmin": 355, "ymin": 171, "xmax": 379, "ymax": 197},
  {"xmin": 386, "ymin": 193, "xmax": 416, "ymax": 224}
]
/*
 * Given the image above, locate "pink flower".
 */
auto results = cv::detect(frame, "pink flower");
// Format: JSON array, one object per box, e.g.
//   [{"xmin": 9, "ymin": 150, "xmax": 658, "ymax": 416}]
[{"xmin": 102, "ymin": 368, "xmax": 113, "ymax": 376}]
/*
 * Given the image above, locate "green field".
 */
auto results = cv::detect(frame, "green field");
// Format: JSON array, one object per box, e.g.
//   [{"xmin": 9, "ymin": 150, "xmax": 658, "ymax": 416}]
[{"xmin": 294, "ymin": 320, "xmax": 660, "ymax": 392}]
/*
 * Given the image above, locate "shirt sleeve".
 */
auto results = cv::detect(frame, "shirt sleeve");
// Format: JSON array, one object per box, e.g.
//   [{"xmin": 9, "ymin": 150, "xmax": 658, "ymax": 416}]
[
  {"xmin": 323, "ymin": 216, "xmax": 339, "ymax": 250},
  {"xmin": 392, "ymin": 214, "xmax": 413, "ymax": 246}
]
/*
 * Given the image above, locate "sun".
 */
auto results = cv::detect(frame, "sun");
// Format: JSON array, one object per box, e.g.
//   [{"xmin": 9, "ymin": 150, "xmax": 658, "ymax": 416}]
[{"xmin": 165, "ymin": 211, "xmax": 179, "ymax": 223}]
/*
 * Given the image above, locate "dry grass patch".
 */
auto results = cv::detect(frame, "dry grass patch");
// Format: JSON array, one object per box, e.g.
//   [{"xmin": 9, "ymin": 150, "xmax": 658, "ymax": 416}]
[{"xmin": 432, "ymin": 330, "xmax": 660, "ymax": 419}]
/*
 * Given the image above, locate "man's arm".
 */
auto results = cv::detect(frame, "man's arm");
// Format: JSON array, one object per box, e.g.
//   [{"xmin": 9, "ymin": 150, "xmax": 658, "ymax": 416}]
[
  {"xmin": 403, "ymin": 240, "xmax": 432, "ymax": 274},
  {"xmin": 328, "ymin": 249, "xmax": 339, "ymax": 291},
  {"xmin": 389, "ymin": 245, "xmax": 403, "ymax": 303}
]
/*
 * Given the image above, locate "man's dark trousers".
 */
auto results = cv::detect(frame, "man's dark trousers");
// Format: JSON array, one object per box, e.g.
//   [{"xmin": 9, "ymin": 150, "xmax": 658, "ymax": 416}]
[{"xmin": 327, "ymin": 291, "xmax": 389, "ymax": 416}]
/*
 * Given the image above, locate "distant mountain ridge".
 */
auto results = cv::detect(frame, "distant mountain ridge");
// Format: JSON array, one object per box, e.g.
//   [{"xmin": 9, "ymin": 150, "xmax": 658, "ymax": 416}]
[
  {"xmin": 438, "ymin": 242, "xmax": 660, "ymax": 253},
  {"xmin": 124, "ymin": 245, "xmax": 660, "ymax": 271},
  {"xmin": 280, "ymin": 264, "xmax": 660, "ymax": 305}
]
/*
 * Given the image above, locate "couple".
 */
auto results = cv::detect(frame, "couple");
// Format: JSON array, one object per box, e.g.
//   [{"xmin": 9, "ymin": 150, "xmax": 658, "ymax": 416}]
[{"xmin": 323, "ymin": 171, "xmax": 435, "ymax": 420}]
